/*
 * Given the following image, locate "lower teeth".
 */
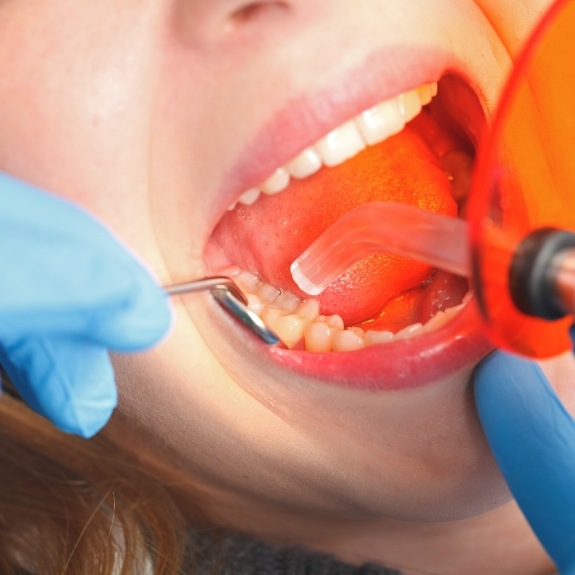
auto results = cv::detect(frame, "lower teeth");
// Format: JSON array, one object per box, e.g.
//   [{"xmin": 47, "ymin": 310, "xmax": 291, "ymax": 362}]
[{"xmin": 223, "ymin": 267, "xmax": 469, "ymax": 351}]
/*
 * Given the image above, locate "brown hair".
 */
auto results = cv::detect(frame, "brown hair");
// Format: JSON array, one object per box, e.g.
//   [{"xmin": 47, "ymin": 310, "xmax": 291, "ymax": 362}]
[{"xmin": 0, "ymin": 392, "xmax": 194, "ymax": 575}]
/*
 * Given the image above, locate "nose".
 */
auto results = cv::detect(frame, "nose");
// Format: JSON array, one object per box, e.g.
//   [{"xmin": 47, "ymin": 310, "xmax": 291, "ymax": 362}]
[{"xmin": 174, "ymin": 0, "xmax": 293, "ymax": 45}]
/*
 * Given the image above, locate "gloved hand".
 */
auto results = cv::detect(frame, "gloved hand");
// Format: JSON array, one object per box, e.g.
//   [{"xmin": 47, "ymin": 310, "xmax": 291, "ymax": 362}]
[
  {"xmin": 0, "ymin": 172, "xmax": 172, "ymax": 437},
  {"xmin": 474, "ymin": 330, "xmax": 575, "ymax": 575}
]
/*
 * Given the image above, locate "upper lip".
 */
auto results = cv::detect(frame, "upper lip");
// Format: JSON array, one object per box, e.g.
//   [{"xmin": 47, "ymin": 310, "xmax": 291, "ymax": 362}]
[
  {"xmin": 204, "ymin": 44, "xmax": 493, "ymax": 389},
  {"xmin": 210, "ymin": 43, "xmax": 453, "ymax": 225}
]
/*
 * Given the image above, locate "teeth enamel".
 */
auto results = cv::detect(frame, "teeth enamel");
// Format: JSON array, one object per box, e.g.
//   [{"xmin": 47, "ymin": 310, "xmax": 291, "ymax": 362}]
[
  {"xmin": 261, "ymin": 167, "xmax": 290, "ymax": 195},
  {"xmin": 237, "ymin": 188, "xmax": 261, "ymax": 206},
  {"xmin": 397, "ymin": 90, "xmax": 423, "ymax": 123},
  {"xmin": 394, "ymin": 322, "xmax": 424, "ymax": 340},
  {"xmin": 232, "ymin": 82, "xmax": 438, "ymax": 208},
  {"xmin": 332, "ymin": 328, "xmax": 366, "ymax": 352},
  {"xmin": 314, "ymin": 120, "xmax": 366, "ymax": 167},
  {"xmin": 287, "ymin": 148, "xmax": 322, "ymax": 179},
  {"xmin": 227, "ymin": 267, "xmax": 467, "ymax": 351},
  {"xmin": 356, "ymin": 100, "xmax": 405, "ymax": 145}
]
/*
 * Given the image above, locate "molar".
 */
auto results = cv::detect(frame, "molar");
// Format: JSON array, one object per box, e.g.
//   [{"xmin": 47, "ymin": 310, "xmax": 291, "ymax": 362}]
[{"xmin": 219, "ymin": 266, "xmax": 468, "ymax": 350}]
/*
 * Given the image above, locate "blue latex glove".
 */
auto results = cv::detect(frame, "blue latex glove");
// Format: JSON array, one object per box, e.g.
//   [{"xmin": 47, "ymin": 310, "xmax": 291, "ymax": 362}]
[
  {"xmin": 474, "ymin": 332, "xmax": 575, "ymax": 575},
  {"xmin": 0, "ymin": 172, "xmax": 172, "ymax": 437}
]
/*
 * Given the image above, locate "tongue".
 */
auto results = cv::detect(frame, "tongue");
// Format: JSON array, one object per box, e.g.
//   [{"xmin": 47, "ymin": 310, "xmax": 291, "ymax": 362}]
[{"xmin": 213, "ymin": 120, "xmax": 457, "ymax": 325}]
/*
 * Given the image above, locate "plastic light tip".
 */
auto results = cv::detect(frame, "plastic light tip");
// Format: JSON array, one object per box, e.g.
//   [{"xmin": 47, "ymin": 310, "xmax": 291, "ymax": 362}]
[
  {"xmin": 289, "ymin": 202, "xmax": 470, "ymax": 296},
  {"xmin": 290, "ymin": 260, "xmax": 325, "ymax": 296}
]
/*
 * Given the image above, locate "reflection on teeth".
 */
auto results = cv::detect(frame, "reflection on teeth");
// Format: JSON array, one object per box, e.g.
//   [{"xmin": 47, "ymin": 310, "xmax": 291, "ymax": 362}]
[
  {"xmin": 305, "ymin": 321, "xmax": 334, "ymax": 352},
  {"xmin": 397, "ymin": 91, "xmax": 422, "ymax": 123},
  {"xmin": 287, "ymin": 148, "xmax": 322, "ymax": 179},
  {"xmin": 356, "ymin": 99, "xmax": 405, "ymax": 146},
  {"xmin": 365, "ymin": 330, "xmax": 394, "ymax": 345},
  {"xmin": 229, "ymin": 82, "xmax": 438, "ymax": 210},
  {"xmin": 333, "ymin": 328, "xmax": 366, "ymax": 352},
  {"xmin": 275, "ymin": 314, "xmax": 307, "ymax": 348},
  {"xmin": 238, "ymin": 188, "xmax": 261, "ymax": 206},
  {"xmin": 422, "ymin": 310, "xmax": 448, "ymax": 332},
  {"xmin": 220, "ymin": 267, "xmax": 465, "ymax": 350},
  {"xmin": 314, "ymin": 120, "xmax": 366, "ymax": 167},
  {"xmin": 395, "ymin": 323, "xmax": 424, "ymax": 340},
  {"xmin": 296, "ymin": 299, "xmax": 321, "ymax": 321},
  {"xmin": 261, "ymin": 167, "xmax": 290, "ymax": 195}
]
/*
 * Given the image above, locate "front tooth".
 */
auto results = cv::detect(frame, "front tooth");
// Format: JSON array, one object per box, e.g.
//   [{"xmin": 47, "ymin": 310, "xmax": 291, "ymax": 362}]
[
  {"xmin": 261, "ymin": 167, "xmax": 290, "ymax": 195},
  {"xmin": 356, "ymin": 99, "xmax": 405, "ymax": 146},
  {"xmin": 314, "ymin": 120, "xmax": 366, "ymax": 167},
  {"xmin": 287, "ymin": 148, "xmax": 322, "ymax": 179}
]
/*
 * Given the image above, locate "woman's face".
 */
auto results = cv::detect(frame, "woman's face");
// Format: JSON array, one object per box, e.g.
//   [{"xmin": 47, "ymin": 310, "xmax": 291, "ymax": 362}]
[{"xmin": 0, "ymin": 0, "xmax": 570, "ymax": 539}]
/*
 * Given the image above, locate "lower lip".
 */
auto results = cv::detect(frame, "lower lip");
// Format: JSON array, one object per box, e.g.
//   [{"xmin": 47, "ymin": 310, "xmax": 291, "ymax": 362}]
[{"xmin": 267, "ymin": 298, "xmax": 493, "ymax": 390}]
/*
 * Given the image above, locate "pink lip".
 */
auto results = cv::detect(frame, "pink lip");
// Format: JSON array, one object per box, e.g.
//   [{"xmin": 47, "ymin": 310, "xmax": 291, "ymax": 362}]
[
  {"xmin": 208, "ymin": 43, "xmax": 453, "ymax": 224},
  {"xmin": 207, "ymin": 43, "xmax": 491, "ymax": 390}
]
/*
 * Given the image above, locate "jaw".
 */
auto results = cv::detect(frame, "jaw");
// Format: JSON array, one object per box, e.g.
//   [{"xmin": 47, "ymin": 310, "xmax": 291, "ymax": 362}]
[{"xmin": 203, "ymin": 71, "xmax": 493, "ymax": 390}]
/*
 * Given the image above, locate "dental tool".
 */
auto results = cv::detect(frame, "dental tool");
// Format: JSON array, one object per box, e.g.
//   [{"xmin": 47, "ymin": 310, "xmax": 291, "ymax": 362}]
[
  {"xmin": 290, "ymin": 201, "xmax": 575, "ymax": 359},
  {"xmin": 165, "ymin": 277, "xmax": 282, "ymax": 345},
  {"xmin": 290, "ymin": 201, "xmax": 470, "ymax": 295},
  {"xmin": 290, "ymin": 201, "xmax": 575, "ymax": 323}
]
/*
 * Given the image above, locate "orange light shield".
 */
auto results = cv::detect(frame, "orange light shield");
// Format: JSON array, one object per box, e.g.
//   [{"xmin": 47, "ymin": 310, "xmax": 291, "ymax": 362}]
[{"xmin": 468, "ymin": 0, "xmax": 575, "ymax": 357}]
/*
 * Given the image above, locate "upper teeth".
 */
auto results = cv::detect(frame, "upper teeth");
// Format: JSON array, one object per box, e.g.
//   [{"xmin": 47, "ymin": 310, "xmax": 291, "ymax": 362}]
[{"xmin": 230, "ymin": 82, "xmax": 438, "ymax": 210}]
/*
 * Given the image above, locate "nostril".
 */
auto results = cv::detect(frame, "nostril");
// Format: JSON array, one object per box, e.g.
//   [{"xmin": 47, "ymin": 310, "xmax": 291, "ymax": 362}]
[
  {"xmin": 173, "ymin": 0, "xmax": 292, "ymax": 47},
  {"xmin": 228, "ymin": 1, "xmax": 289, "ymax": 26}
]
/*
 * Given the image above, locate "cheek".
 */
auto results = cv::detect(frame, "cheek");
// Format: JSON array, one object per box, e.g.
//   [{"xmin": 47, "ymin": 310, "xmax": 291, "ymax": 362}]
[
  {"xmin": 0, "ymin": 3, "xmax": 156, "ymax": 224},
  {"xmin": 474, "ymin": 0, "xmax": 557, "ymax": 54}
]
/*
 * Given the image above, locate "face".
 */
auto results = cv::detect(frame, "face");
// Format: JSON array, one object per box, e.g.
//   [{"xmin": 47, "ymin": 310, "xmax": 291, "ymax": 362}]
[{"xmin": 1, "ymin": 0, "xmax": 571, "ymax": 544}]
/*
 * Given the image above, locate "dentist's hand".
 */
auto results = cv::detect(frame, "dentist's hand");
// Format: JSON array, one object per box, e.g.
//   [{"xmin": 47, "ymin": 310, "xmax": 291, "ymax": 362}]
[
  {"xmin": 474, "ymin": 333, "xmax": 575, "ymax": 575},
  {"xmin": 0, "ymin": 173, "xmax": 172, "ymax": 437}
]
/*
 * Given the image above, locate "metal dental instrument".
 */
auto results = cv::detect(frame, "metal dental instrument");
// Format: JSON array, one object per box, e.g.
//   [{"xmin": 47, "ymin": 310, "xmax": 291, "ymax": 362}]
[{"xmin": 164, "ymin": 276, "xmax": 282, "ymax": 346}]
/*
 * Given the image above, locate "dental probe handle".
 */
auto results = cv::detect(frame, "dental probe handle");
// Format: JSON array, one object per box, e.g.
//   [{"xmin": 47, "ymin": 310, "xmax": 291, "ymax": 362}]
[{"xmin": 509, "ymin": 228, "xmax": 575, "ymax": 319}]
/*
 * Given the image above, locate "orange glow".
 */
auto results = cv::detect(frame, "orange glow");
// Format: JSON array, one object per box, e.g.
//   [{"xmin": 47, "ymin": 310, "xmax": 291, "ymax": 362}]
[{"xmin": 469, "ymin": 0, "xmax": 575, "ymax": 357}]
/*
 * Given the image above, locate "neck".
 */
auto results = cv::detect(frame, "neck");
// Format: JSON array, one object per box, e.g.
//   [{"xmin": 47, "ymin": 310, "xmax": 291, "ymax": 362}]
[
  {"xmin": 203, "ymin": 496, "xmax": 555, "ymax": 575},
  {"xmin": 304, "ymin": 502, "xmax": 554, "ymax": 575}
]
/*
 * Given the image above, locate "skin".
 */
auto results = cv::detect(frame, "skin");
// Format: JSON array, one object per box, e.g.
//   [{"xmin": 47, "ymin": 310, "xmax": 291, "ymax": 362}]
[{"xmin": 0, "ymin": 1, "xmax": 573, "ymax": 573}]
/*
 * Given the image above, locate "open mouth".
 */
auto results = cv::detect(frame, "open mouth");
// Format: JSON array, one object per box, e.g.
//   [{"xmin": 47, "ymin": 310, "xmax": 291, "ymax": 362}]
[{"xmin": 205, "ymin": 73, "xmax": 493, "ymax": 388}]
